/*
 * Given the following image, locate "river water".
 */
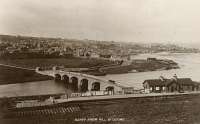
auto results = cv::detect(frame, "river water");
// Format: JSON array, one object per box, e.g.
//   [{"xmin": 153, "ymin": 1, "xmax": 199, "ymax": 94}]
[
  {"xmin": 0, "ymin": 53, "xmax": 200, "ymax": 97},
  {"xmin": 101, "ymin": 53, "xmax": 200, "ymax": 89},
  {"xmin": 0, "ymin": 80, "xmax": 67, "ymax": 97}
]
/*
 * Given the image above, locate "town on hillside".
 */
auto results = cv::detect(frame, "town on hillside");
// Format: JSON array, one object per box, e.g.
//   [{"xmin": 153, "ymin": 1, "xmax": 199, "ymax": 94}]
[{"xmin": 0, "ymin": 34, "xmax": 199, "ymax": 60}]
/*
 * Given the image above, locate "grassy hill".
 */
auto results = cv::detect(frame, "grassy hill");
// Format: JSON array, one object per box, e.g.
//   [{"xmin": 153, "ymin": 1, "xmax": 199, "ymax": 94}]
[{"xmin": 0, "ymin": 65, "xmax": 52, "ymax": 85}]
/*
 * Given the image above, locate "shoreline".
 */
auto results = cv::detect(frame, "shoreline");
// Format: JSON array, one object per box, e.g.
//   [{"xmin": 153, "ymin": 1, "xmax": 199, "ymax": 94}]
[{"xmin": 0, "ymin": 56, "xmax": 179, "ymax": 85}]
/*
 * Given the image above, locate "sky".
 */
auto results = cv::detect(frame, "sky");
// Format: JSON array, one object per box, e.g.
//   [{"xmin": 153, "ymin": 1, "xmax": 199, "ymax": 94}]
[{"xmin": 1, "ymin": 0, "xmax": 200, "ymax": 44}]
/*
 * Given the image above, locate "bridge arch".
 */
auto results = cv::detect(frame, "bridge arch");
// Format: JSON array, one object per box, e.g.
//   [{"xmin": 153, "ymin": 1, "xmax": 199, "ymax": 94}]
[
  {"xmin": 106, "ymin": 86, "xmax": 114, "ymax": 91},
  {"xmin": 91, "ymin": 82, "xmax": 100, "ymax": 91},
  {"xmin": 54, "ymin": 74, "xmax": 61, "ymax": 82},
  {"xmin": 80, "ymin": 79, "xmax": 89, "ymax": 92},
  {"xmin": 106, "ymin": 86, "xmax": 114, "ymax": 95},
  {"xmin": 62, "ymin": 75, "xmax": 70, "ymax": 87},
  {"xmin": 70, "ymin": 77, "xmax": 79, "ymax": 92}
]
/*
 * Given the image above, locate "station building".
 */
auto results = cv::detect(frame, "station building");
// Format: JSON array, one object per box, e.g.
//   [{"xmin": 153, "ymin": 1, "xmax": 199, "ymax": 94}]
[{"xmin": 143, "ymin": 75, "xmax": 200, "ymax": 93}]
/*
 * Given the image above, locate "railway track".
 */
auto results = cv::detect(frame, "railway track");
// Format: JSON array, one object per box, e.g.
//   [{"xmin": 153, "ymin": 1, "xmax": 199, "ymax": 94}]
[{"xmin": 6, "ymin": 106, "xmax": 80, "ymax": 118}]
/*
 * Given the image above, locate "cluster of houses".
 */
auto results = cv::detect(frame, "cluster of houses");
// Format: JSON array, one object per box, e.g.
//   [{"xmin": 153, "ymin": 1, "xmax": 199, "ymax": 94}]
[
  {"xmin": 143, "ymin": 74, "xmax": 200, "ymax": 93},
  {"xmin": 0, "ymin": 39, "xmax": 132, "ymax": 61}
]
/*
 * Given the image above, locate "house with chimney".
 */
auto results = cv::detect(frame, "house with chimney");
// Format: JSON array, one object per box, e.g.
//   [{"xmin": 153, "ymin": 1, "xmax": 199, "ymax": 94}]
[{"xmin": 143, "ymin": 74, "xmax": 200, "ymax": 93}]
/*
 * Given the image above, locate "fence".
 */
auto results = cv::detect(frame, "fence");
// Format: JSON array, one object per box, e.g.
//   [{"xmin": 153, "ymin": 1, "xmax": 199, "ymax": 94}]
[{"xmin": 70, "ymin": 90, "xmax": 116, "ymax": 98}]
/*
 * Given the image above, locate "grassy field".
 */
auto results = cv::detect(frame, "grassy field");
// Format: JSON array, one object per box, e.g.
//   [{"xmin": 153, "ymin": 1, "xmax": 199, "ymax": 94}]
[
  {"xmin": 98, "ymin": 59, "xmax": 179, "ymax": 74},
  {"xmin": 0, "ymin": 65, "xmax": 52, "ymax": 85},
  {"xmin": 0, "ymin": 58, "xmax": 114, "ymax": 84},
  {"xmin": 1, "ymin": 93, "xmax": 200, "ymax": 124},
  {"xmin": 0, "ymin": 58, "xmax": 114, "ymax": 69}
]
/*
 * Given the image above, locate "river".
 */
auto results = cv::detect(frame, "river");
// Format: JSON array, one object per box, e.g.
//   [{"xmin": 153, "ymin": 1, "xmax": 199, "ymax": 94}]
[
  {"xmin": 101, "ymin": 53, "xmax": 200, "ymax": 89},
  {"xmin": 0, "ymin": 53, "xmax": 200, "ymax": 97},
  {"xmin": 0, "ymin": 80, "xmax": 67, "ymax": 97}
]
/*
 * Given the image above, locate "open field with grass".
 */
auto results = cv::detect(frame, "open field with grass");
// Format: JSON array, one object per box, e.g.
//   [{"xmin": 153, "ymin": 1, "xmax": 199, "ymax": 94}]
[
  {"xmin": 0, "ymin": 57, "xmax": 114, "ymax": 84},
  {"xmin": 0, "ymin": 58, "xmax": 114, "ymax": 69},
  {"xmin": 0, "ymin": 65, "xmax": 53, "ymax": 85},
  {"xmin": 1, "ymin": 93, "xmax": 200, "ymax": 124}
]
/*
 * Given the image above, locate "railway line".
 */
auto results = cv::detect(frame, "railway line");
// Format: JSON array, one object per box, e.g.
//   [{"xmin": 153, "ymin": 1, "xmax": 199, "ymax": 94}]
[{"xmin": 6, "ymin": 106, "xmax": 80, "ymax": 118}]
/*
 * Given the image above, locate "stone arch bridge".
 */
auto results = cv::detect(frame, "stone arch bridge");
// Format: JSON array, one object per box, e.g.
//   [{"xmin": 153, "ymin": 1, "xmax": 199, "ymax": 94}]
[{"xmin": 36, "ymin": 69, "xmax": 131, "ymax": 94}]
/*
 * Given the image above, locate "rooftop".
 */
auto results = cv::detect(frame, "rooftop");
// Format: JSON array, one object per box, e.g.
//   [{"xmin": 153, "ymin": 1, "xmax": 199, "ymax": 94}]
[{"xmin": 143, "ymin": 77, "xmax": 200, "ymax": 87}]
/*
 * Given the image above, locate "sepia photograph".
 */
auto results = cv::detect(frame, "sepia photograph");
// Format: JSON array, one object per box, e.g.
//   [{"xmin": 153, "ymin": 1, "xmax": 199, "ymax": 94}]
[{"xmin": 0, "ymin": 0, "xmax": 200, "ymax": 124}]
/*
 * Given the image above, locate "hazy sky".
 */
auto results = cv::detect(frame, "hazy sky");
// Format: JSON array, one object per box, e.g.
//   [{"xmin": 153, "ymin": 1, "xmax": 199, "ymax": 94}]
[{"xmin": 1, "ymin": 0, "xmax": 200, "ymax": 44}]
